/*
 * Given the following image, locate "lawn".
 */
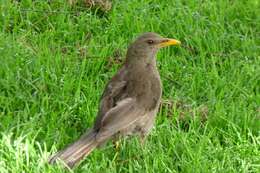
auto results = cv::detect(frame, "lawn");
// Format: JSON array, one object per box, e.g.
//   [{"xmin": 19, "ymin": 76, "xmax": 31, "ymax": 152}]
[{"xmin": 0, "ymin": 0, "xmax": 259, "ymax": 172}]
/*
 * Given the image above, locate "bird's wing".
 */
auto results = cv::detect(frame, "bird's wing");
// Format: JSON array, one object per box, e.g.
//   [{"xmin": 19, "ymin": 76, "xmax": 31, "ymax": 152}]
[
  {"xmin": 96, "ymin": 97, "xmax": 144, "ymax": 142},
  {"xmin": 94, "ymin": 67, "xmax": 128, "ymax": 130}
]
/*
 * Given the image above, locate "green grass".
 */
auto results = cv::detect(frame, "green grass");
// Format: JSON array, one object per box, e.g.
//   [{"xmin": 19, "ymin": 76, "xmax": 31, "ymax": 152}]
[{"xmin": 0, "ymin": 0, "xmax": 259, "ymax": 172}]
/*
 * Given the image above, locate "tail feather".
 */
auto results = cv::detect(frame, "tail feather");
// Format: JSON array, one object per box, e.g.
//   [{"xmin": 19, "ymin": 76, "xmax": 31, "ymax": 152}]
[{"xmin": 49, "ymin": 129, "xmax": 98, "ymax": 168}]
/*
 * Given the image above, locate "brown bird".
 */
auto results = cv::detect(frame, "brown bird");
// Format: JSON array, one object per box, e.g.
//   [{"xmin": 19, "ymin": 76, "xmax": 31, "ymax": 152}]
[{"xmin": 49, "ymin": 32, "xmax": 181, "ymax": 168}]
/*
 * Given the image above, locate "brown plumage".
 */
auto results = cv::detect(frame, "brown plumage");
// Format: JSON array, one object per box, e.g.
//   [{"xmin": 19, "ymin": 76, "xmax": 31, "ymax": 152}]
[{"xmin": 49, "ymin": 32, "xmax": 181, "ymax": 168}]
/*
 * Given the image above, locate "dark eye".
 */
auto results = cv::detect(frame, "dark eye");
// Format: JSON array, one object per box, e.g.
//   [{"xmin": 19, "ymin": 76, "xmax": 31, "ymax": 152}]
[{"xmin": 147, "ymin": 40, "xmax": 154, "ymax": 44}]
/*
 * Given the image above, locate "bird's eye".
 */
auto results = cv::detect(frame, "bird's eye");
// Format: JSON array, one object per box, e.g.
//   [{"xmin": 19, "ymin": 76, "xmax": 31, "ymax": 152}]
[{"xmin": 147, "ymin": 40, "xmax": 154, "ymax": 44}]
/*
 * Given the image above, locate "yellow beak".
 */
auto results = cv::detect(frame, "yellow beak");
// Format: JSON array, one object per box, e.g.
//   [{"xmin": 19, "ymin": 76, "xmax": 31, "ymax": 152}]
[{"xmin": 158, "ymin": 38, "xmax": 181, "ymax": 48}]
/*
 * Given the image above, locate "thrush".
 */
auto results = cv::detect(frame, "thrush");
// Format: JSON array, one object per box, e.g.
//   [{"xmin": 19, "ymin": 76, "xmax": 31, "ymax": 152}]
[{"xmin": 49, "ymin": 32, "xmax": 181, "ymax": 168}]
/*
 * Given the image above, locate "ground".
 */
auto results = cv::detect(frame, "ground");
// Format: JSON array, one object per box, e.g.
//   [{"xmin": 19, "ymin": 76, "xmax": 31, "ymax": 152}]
[{"xmin": 0, "ymin": 0, "xmax": 259, "ymax": 172}]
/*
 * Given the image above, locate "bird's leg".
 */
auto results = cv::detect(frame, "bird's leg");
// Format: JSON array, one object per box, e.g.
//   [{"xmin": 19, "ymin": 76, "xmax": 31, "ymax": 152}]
[
  {"xmin": 112, "ymin": 134, "xmax": 121, "ymax": 151},
  {"xmin": 111, "ymin": 139, "xmax": 121, "ymax": 161},
  {"xmin": 113, "ymin": 140, "xmax": 121, "ymax": 150},
  {"xmin": 139, "ymin": 134, "xmax": 147, "ymax": 147}
]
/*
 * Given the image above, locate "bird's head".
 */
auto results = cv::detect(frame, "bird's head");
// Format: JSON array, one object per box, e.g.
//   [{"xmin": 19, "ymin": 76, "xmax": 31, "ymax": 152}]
[{"xmin": 126, "ymin": 32, "xmax": 181, "ymax": 65}]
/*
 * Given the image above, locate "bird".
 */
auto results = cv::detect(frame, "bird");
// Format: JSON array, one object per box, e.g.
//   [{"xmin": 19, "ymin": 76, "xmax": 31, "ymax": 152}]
[{"xmin": 49, "ymin": 32, "xmax": 181, "ymax": 168}]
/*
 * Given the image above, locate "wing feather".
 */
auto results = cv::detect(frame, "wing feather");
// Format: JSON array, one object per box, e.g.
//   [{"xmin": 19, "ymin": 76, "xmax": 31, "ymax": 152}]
[{"xmin": 96, "ymin": 98, "xmax": 144, "ymax": 142}]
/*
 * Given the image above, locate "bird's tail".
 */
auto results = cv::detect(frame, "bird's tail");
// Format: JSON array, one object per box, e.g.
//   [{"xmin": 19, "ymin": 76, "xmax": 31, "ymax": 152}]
[{"xmin": 49, "ymin": 129, "xmax": 98, "ymax": 168}]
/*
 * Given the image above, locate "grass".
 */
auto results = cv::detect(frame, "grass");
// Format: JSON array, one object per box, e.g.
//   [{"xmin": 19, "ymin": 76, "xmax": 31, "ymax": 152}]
[{"xmin": 0, "ymin": 0, "xmax": 259, "ymax": 172}]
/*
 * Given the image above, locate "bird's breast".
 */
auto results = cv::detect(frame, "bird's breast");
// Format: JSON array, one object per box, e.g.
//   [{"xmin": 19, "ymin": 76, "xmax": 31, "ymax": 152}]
[{"xmin": 126, "ymin": 67, "xmax": 162, "ymax": 111}]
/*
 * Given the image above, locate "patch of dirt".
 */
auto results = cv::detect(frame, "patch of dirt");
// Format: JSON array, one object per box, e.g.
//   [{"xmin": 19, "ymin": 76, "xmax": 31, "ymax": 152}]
[
  {"xmin": 69, "ymin": 0, "xmax": 112, "ymax": 12},
  {"xmin": 105, "ymin": 49, "xmax": 124, "ymax": 68},
  {"xmin": 160, "ymin": 99, "xmax": 209, "ymax": 123}
]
